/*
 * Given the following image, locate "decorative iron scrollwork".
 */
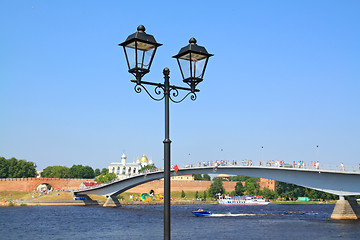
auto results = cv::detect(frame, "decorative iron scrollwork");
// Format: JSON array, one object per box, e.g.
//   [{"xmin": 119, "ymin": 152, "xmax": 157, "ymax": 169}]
[
  {"xmin": 169, "ymin": 91, "xmax": 197, "ymax": 103},
  {"xmin": 132, "ymin": 80, "xmax": 198, "ymax": 103},
  {"xmin": 133, "ymin": 83, "xmax": 165, "ymax": 101}
]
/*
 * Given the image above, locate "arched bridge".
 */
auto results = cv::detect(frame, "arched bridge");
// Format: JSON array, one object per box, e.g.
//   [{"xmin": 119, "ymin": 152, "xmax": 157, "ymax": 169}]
[{"xmin": 73, "ymin": 166, "xmax": 360, "ymax": 197}]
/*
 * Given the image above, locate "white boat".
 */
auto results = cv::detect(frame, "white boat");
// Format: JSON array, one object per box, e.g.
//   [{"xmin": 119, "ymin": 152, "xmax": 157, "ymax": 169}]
[{"xmin": 218, "ymin": 195, "xmax": 270, "ymax": 205}]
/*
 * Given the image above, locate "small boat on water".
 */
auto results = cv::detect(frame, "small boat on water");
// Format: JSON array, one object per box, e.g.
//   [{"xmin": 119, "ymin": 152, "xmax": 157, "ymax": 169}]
[
  {"xmin": 218, "ymin": 195, "xmax": 270, "ymax": 205},
  {"xmin": 192, "ymin": 209, "xmax": 212, "ymax": 217}
]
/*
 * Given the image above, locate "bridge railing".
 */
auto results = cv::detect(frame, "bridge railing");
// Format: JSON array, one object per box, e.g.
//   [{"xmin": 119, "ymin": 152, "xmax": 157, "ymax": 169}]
[{"xmin": 184, "ymin": 161, "xmax": 360, "ymax": 173}]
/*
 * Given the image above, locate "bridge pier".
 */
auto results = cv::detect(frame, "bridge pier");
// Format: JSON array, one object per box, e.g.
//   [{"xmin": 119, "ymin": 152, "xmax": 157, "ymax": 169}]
[
  {"xmin": 103, "ymin": 195, "xmax": 121, "ymax": 207},
  {"xmin": 331, "ymin": 196, "xmax": 360, "ymax": 220},
  {"xmin": 72, "ymin": 192, "xmax": 99, "ymax": 206}
]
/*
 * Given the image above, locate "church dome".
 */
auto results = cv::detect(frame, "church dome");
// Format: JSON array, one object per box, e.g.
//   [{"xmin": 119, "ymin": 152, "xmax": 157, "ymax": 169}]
[{"xmin": 140, "ymin": 154, "xmax": 149, "ymax": 163}]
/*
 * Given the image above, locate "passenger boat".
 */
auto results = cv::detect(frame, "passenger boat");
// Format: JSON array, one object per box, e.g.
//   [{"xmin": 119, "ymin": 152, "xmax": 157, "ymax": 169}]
[
  {"xmin": 191, "ymin": 209, "xmax": 212, "ymax": 216},
  {"xmin": 218, "ymin": 195, "xmax": 270, "ymax": 205}
]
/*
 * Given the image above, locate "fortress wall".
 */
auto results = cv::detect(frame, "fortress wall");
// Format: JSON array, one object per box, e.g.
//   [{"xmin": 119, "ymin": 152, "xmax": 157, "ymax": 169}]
[
  {"xmin": 125, "ymin": 180, "xmax": 237, "ymax": 194},
  {"xmin": 126, "ymin": 178, "xmax": 276, "ymax": 194},
  {"xmin": 0, "ymin": 178, "xmax": 30, "ymax": 191},
  {"xmin": 0, "ymin": 178, "xmax": 94, "ymax": 192},
  {"xmin": 259, "ymin": 178, "xmax": 277, "ymax": 191},
  {"xmin": 0, "ymin": 177, "xmax": 277, "ymax": 193}
]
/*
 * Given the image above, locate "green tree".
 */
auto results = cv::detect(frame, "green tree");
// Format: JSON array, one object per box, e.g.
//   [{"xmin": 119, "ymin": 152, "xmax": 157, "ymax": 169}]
[
  {"xmin": 7, "ymin": 158, "xmax": 18, "ymax": 178},
  {"xmin": 139, "ymin": 164, "xmax": 157, "ymax": 173},
  {"xmin": 208, "ymin": 177, "xmax": 225, "ymax": 198},
  {"xmin": 275, "ymin": 182, "xmax": 336, "ymax": 201},
  {"xmin": 16, "ymin": 160, "xmax": 36, "ymax": 178},
  {"xmin": 41, "ymin": 166, "xmax": 71, "ymax": 178},
  {"xmin": 70, "ymin": 165, "xmax": 95, "ymax": 179},
  {"xmin": 203, "ymin": 174, "xmax": 211, "ymax": 181},
  {"xmin": 95, "ymin": 172, "xmax": 117, "ymax": 183},
  {"xmin": 229, "ymin": 176, "xmax": 259, "ymax": 182},
  {"xmin": 0, "ymin": 157, "xmax": 36, "ymax": 178},
  {"xmin": 212, "ymin": 177, "xmax": 225, "ymax": 182},
  {"xmin": 305, "ymin": 189, "xmax": 320, "ymax": 200},
  {"xmin": 193, "ymin": 174, "xmax": 203, "ymax": 180},
  {"xmin": 195, "ymin": 191, "xmax": 199, "ymax": 199},
  {"xmin": 234, "ymin": 181, "xmax": 245, "ymax": 196},
  {"xmin": 94, "ymin": 168, "xmax": 101, "ymax": 177},
  {"xmin": 82, "ymin": 166, "xmax": 95, "ymax": 178},
  {"xmin": 193, "ymin": 174, "xmax": 211, "ymax": 181},
  {"xmin": 245, "ymin": 178, "xmax": 260, "ymax": 195},
  {"xmin": 260, "ymin": 187, "xmax": 278, "ymax": 199},
  {"xmin": 101, "ymin": 168, "xmax": 108, "ymax": 175},
  {"xmin": 0, "ymin": 157, "xmax": 8, "ymax": 178},
  {"xmin": 203, "ymin": 191, "xmax": 207, "ymax": 200},
  {"xmin": 181, "ymin": 190, "xmax": 186, "ymax": 198}
]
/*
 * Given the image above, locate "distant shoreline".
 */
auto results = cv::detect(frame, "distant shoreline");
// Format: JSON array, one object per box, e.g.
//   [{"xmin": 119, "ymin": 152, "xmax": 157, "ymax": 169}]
[
  {"xmin": 0, "ymin": 190, "xmax": 337, "ymax": 207},
  {"xmin": 1, "ymin": 200, "xmax": 336, "ymax": 207}
]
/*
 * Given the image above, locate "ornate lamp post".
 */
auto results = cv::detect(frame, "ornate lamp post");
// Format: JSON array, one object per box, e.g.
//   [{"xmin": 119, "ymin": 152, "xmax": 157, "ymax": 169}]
[{"xmin": 119, "ymin": 25, "xmax": 213, "ymax": 240}]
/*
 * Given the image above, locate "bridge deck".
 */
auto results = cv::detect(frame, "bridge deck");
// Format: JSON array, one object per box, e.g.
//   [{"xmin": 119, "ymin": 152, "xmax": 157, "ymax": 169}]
[{"xmin": 73, "ymin": 165, "xmax": 360, "ymax": 197}]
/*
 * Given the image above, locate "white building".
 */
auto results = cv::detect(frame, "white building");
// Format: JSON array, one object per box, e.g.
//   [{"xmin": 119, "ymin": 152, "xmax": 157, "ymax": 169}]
[{"xmin": 108, "ymin": 153, "xmax": 153, "ymax": 180}]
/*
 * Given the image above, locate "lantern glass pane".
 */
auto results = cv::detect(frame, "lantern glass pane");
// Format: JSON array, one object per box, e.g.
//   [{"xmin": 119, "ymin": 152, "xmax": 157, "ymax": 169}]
[
  {"xmin": 124, "ymin": 40, "xmax": 156, "ymax": 71},
  {"xmin": 192, "ymin": 57, "xmax": 207, "ymax": 78},
  {"xmin": 178, "ymin": 58, "xmax": 191, "ymax": 79},
  {"xmin": 125, "ymin": 45, "xmax": 136, "ymax": 70},
  {"xmin": 136, "ymin": 47, "xmax": 154, "ymax": 69}
]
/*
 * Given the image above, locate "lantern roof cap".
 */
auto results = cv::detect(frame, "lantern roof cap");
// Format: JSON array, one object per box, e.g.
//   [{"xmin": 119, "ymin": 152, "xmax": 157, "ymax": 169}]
[
  {"xmin": 119, "ymin": 25, "xmax": 162, "ymax": 47},
  {"xmin": 173, "ymin": 38, "xmax": 213, "ymax": 59}
]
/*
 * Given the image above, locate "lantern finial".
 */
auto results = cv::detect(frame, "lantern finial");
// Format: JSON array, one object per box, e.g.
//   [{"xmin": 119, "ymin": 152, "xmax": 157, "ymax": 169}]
[
  {"xmin": 189, "ymin": 38, "xmax": 197, "ymax": 44},
  {"xmin": 137, "ymin": 25, "xmax": 145, "ymax": 32}
]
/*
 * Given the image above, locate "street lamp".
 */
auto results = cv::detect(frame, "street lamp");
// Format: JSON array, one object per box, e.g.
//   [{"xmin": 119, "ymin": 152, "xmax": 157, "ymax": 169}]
[
  {"xmin": 119, "ymin": 25, "xmax": 213, "ymax": 240},
  {"xmin": 173, "ymin": 37, "xmax": 213, "ymax": 92}
]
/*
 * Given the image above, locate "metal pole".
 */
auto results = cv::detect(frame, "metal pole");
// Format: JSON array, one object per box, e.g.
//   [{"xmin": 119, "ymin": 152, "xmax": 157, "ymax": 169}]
[{"xmin": 163, "ymin": 67, "xmax": 171, "ymax": 240}]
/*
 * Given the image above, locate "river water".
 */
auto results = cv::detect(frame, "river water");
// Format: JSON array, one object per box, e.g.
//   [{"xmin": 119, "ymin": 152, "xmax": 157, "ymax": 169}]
[{"xmin": 1, "ymin": 204, "xmax": 359, "ymax": 240}]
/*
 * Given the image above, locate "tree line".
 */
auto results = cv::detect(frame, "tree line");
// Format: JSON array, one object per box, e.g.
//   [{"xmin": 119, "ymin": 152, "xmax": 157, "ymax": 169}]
[
  {"xmin": 0, "ymin": 156, "xmax": 113, "ymax": 180},
  {"xmin": 207, "ymin": 176, "xmax": 337, "ymax": 200},
  {"xmin": 41, "ymin": 165, "xmax": 109, "ymax": 179},
  {"xmin": 193, "ymin": 174, "xmax": 211, "ymax": 181},
  {"xmin": 0, "ymin": 157, "xmax": 37, "ymax": 178}
]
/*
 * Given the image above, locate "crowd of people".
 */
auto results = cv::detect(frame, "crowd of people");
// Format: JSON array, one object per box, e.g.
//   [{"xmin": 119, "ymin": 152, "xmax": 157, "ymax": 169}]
[
  {"xmin": 182, "ymin": 160, "xmax": 360, "ymax": 172},
  {"xmin": 184, "ymin": 159, "xmax": 329, "ymax": 171}
]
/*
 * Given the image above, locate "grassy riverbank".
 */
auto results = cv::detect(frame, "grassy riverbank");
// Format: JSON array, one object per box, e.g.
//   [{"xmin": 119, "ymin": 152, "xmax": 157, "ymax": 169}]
[
  {"xmin": 0, "ymin": 191, "xmax": 33, "ymax": 203},
  {"xmin": 0, "ymin": 190, "xmax": 337, "ymax": 206}
]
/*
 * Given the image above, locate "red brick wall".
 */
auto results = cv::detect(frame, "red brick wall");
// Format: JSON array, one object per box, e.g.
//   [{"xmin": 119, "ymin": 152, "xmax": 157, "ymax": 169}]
[
  {"xmin": 126, "ymin": 180, "xmax": 237, "ymax": 194},
  {"xmin": 127, "ymin": 178, "xmax": 277, "ymax": 194},
  {"xmin": 0, "ymin": 177, "xmax": 277, "ymax": 193},
  {"xmin": 259, "ymin": 178, "xmax": 277, "ymax": 191},
  {"xmin": 0, "ymin": 178, "xmax": 94, "ymax": 192}
]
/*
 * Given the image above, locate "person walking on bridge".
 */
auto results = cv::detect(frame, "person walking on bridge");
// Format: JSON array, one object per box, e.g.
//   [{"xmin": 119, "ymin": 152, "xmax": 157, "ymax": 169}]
[{"xmin": 341, "ymin": 162, "xmax": 345, "ymax": 171}]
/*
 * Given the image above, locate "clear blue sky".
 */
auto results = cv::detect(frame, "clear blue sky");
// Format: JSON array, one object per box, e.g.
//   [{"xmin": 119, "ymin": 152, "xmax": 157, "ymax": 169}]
[{"xmin": 1, "ymin": 1, "xmax": 359, "ymax": 170}]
